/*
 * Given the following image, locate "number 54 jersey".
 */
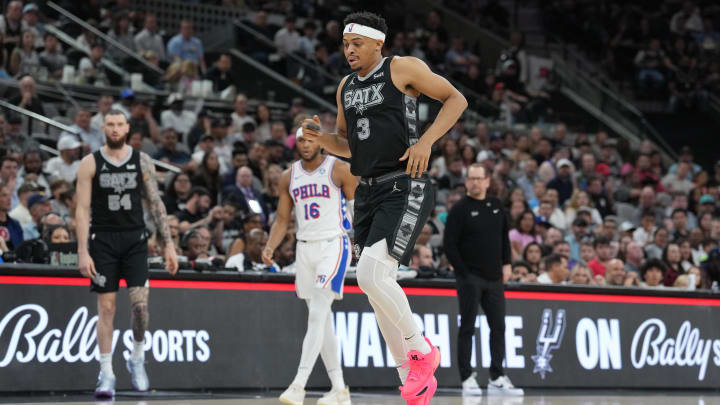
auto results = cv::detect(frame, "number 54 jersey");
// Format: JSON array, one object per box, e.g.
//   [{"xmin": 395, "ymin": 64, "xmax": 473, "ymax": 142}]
[
  {"xmin": 289, "ymin": 156, "xmax": 351, "ymax": 242},
  {"xmin": 91, "ymin": 148, "xmax": 146, "ymax": 232}
]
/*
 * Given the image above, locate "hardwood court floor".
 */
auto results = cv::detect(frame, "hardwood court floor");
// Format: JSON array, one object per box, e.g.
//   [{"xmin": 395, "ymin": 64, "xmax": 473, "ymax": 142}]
[{"xmin": 0, "ymin": 390, "xmax": 718, "ymax": 405}]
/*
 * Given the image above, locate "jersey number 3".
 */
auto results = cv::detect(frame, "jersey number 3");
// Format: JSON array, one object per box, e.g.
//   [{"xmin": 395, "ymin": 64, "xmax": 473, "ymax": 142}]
[
  {"xmin": 356, "ymin": 118, "xmax": 370, "ymax": 140},
  {"xmin": 109, "ymin": 194, "xmax": 132, "ymax": 211}
]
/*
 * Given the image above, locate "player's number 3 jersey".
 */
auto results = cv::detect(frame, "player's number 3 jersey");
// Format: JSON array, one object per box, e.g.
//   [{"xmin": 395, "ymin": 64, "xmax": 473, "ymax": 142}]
[{"xmin": 289, "ymin": 156, "xmax": 351, "ymax": 241}]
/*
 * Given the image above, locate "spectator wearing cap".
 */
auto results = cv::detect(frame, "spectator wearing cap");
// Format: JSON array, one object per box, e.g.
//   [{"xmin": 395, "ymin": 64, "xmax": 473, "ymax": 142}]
[
  {"xmin": 668, "ymin": 146, "xmax": 702, "ymax": 179},
  {"xmin": 537, "ymin": 254, "xmax": 568, "ymax": 284},
  {"xmin": 21, "ymin": 193, "xmax": 51, "ymax": 240},
  {"xmin": 230, "ymin": 94, "xmax": 256, "ymax": 134},
  {"xmin": 111, "ymin": 89, "xmax": 135, "ymax": 118},
  {"xmin": 698, "ymin": 194, "xmax": 716, "ymax": 216},
  {"xmin": 153, "ymin": 127, "xmax": 191, "ymax": 169},
  {"xmin": 22, "ymin": 3, "xmax": 44, "ymax": 42},
  {"xmin": 547, "ymin": 158, "xmax": 575, "ymax": 206},
  {"xmin": 8, "ymin": 182, "xmax": 37, "ymax": 226},
  {"xmin": 167, "ymin": 20, "xmax": 206, "ymax": 73},
  {"xmin": 204, "ymin": 52, "xmax": 239, "ymax": 93},
  {"xmin": 134, "ymin": 13, "xmax": 166, "ymax": 62},
  {"xmin": 128, "ymin": 99, "xmax": 161, "ymax": 144},
  {"xmin": 565, "ymin": 217, "xmax": 588, "ymax": 262},
  {"xmin": 161, "ymin": 93, "xmax": 197, "ymax": 140},
  {"xmin": 0, "ymin": 182, "xmax": 23, "ymax": 252},
  {"xmin": 45, "ymin": 136, "xmax": 82, "ymax": 183},
  {"xmin": 223, "ymin": 166, "xmax": 268, "ymax": 225},
  {"xmin": 78, "ymin": 42, "xmax": 111, "ymax": 87},
  {"xmin": 39, "ymin": 32, "xmax": 66, "ymax": 80},
  {"xmin": 61, "ymin": 109, "xmax": 104, "ymax": 152}
]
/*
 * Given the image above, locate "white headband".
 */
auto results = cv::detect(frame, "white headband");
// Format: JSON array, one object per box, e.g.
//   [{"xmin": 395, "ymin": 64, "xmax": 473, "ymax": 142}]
[
  {"xmin": 343, "ymin": 23, "xmax": 386, "ymax": 42},
  {"xmin": 296, "ymin": 126, "xmax": 304, "ymax": 139}
]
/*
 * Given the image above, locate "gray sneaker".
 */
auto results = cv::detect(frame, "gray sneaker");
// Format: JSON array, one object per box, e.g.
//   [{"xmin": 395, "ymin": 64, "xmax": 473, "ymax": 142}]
[
  {"xmin": 94, "ymin": 371, "xmax": 116, "ymax": 398},
  {"xmin": 126, "ymin": 358, "xmax": 150, "ymax": 391}
]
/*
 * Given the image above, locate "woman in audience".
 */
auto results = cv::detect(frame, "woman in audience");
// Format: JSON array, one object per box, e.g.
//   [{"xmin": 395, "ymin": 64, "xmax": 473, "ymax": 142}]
[
  {"xmin": 255, "ymin": 103, "xmax": 272, "ymax": 141},
  {"xmin": 644, "ymin": 226, "xmax": 669, "ymax": 259},
  {"xmin": 564, "ymin": 189, "xmax": 602, "ymax": 226},
  {"xmin": 192, "ymin": 151, "xmax": 222, "ymax": 205},
  {"xmin": 43, "ymin": 224, "xmax": 72, "ymax": 244},
  {"xmin": 9, "ymin": 30, "xmax": 40, "ymax": 77},
  {"xmin": 678, "ymin": 238, "xmax": 695, "ymax": 270},
  {"xmin": 262, "ymin": 164, "xmax": 283, "ymax": 215},
  {"xmin": 509, "ymin": 210, "xmax": 542, "ymax": 261},
  {"xmin": 460, "ymin": 144, "xmax": 477, "ymax": 168},
  {"xmin": 640, "ymin": 259, "xmax": 666, "ymax": 289},
  {"xmin": 662, "ymin": 242, "xmax": 684, "ymax": 286},
  {"xmin": 164, "ymin": 172, "xmax": 193, "ymax": 215},
  {"xmin": 569, "ymin": 264, "xmax": 593, "ymax": 285},
  {"xmin": 430, "ymin": 138, "xmax": 457, "ymax": 177},
  {"xmin": 522, "ymin": 241, "xmax": 543, "ymax": 275},
  {"xmin": 508, "ymin": 199, "xmax": 529, "ymax": 224}
]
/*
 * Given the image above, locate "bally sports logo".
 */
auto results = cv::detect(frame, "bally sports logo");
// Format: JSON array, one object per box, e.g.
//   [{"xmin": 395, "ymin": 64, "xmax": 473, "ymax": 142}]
[{"xmin": 0, "ymin": 304, "xmax": 211, "ymax": 367}]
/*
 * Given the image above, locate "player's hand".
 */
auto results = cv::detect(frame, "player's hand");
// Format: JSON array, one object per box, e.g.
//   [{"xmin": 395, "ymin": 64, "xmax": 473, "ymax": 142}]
[
  {"xmin": 399, "ymin": 138, "xmax": 432, "ymax": 178},
  {"xmin": 261, "ymin": 246, "xmax": 274, "ymax": 266},
  {"xmin": 78, "ymin": 252, "xmax": 97, "ymax": 279},
  {"xmin": 302, "ymin": 115, "xmax": 323, "ymax": 141},
  {"xmin": 164, "ymin": 244, "xmax": 179, "ymax": 275}
]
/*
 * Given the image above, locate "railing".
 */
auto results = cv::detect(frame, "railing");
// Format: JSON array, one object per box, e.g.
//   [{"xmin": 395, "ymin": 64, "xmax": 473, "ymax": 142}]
[
  {"xmin": 47, "ymin": 1, "xmax": 164, "ymax": 76},
  {"xmin": 230, "ymin": 49, "xmax": 338, "ymax": 113},
  {"xmin": 234, "ymin": 19, "xmax": 340, "ymax": 85},
  {"xmin": 0, "ymin": 100, "xmax": 181, "ymax": 173},
  {"xmin": 552, "ymin": 54, "xmax": 677, "ymax": 162},
  {"xmin": 43, "ymin": 25, "xmax": 127, "ymax": 79},
  {"xmin": 134, "ymin": 0, "xmax": 247, "ymax": 35}
]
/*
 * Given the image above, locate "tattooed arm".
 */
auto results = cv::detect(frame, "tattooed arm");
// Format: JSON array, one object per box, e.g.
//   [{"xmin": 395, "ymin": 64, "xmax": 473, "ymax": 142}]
[{"xmin": 140, "ymin": 152, "xmax": 179, "ymax": 275}]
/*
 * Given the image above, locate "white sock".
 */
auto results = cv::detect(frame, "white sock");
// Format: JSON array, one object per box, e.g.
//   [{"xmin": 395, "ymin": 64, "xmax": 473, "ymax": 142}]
[
  {"xmin": 356, "ymin": 240, "xmax": 431, "ymax": 355},
  {"xmin": 292, "ymin": 289, "xmax": 334, "ymax": 388},
  {"xmin": 320, "ymin": 310, "xmax": 345, "ymax": 390},
  {"xmin": 99, "ymin": 352, "xmax": 114, "ymax": 376},
  {"xmin": 131, "ymin": 339, "xmax": 144, "ymax": 361}
]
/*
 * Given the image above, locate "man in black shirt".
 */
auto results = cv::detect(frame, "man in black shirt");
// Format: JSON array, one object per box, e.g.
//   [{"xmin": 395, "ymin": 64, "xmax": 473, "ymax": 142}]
[{"xmin": 444, "ymin": 163, "xmax": 523, "ymax": 396}]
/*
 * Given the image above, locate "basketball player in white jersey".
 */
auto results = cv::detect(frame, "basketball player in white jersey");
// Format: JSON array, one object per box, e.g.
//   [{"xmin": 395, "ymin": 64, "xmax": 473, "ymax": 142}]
[{"xmin": 262, "ymin": 127, "xmax": 357, "ymax": 405}]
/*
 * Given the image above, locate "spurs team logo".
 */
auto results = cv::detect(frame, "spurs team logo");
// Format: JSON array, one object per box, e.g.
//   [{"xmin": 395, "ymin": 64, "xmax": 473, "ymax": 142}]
[
  {"xmin": 532, "ymin": 309, "xmax": 566, "ymax": 379},
  {"xmin": 343, "ymin": 83, "xmax": 385, "ymax": 114},
  {"xmin": 99, "ymin": 172, "xmax": 138, "ymax": 193}
]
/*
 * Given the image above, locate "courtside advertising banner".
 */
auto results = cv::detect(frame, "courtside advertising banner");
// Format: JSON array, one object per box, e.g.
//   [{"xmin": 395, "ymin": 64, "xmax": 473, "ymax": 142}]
[{"xmin": 1, "ymin": 275, "xmax": 719, "ymax": 391}]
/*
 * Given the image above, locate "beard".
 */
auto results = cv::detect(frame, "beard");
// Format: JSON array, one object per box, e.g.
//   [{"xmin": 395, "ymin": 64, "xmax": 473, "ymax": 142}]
[
  {"xmin": 300, "ymin": 148, "xmax": 321, "ymax": 162},
  {"xmin": 105, "ymin": 133, "xmax": 127, "ymax": 149}
]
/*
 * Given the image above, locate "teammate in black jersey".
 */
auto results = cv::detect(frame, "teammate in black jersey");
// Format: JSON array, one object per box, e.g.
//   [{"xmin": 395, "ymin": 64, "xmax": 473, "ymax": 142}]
[
  {"xmin": 302, "ymin": 11, "xmax": 467, "ymax": 405},
  {"xmin": 76, "ymin": 110, "xmax": 179, "ymax": 398}
]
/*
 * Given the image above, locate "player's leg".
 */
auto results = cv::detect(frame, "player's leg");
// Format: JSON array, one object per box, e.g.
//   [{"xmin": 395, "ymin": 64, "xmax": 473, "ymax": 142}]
[
  {"xmin": 121, "ymin": 229, "xmax": 151, "ymax": 392},
  {"xmin": 481, "ymin": 280, "xmax": 522, "ymax": 395},
  {"xmin": 291, "ymin": 288, "xmax": 335, "ymax": 388},
  {"xmin": 456, "ymin": 274, "xmax": 482, "ymax": 395},
  {"xmin": 355, "ymin": 175, "xmax": 437, "ymax": 399},
  {"xmin": 90, "ymin": 231, "xmax": 121, "ymax": 398},
  {"xmin": 368, "ymin": 296, "xmax": 409, "ymax": 383}
]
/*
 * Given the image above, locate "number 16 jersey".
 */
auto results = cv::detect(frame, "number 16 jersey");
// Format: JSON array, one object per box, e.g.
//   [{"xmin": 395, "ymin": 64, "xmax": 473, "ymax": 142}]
[
  {"xmin": 340, "ymin": 56, "xmax": 420, "ymax": 178},
  {"xmin": 289, "ymin": 156, "xmax": 351, "ymax": 242},
  {"xmin": 91, "ymin": 148, "xmax": 146, "ymax": 232}
]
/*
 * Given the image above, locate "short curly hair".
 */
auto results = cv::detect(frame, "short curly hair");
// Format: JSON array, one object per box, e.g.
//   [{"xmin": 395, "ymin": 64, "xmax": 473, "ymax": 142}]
[{"xmin": 343, "ymin": 11, "xmax": 388, "ymax": 35}]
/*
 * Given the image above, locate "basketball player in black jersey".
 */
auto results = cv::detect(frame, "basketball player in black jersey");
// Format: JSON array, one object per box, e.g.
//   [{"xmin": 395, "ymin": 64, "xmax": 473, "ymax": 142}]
[
  {"xmin": 302, "ymin": 11, "xmax": 467, "ymax": 405},
  {"xmin": 76, "ymin": 110, "xmax": 179, "ymax": 398}
]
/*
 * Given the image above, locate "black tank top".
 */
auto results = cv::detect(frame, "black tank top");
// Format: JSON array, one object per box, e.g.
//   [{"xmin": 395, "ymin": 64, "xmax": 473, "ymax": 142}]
[
  {"xmin": 340, "ymin": 56, "xmax": 420, "ymax": 177},
  {"xmin": 91, "ymin": 148, "xmax": 146, "ymax": 232}
]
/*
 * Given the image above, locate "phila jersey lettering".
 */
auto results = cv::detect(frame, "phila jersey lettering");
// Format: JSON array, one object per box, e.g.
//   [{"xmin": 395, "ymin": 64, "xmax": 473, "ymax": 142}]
[{"xmin": 341, "ymin": 56, "xmax": 420, "ymax": 177}]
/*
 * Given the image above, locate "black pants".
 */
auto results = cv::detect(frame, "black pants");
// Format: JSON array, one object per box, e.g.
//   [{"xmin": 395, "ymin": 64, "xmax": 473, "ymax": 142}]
[{"xmin": 456, "ymin": 273, "xmax": 506, "ymax": 381}]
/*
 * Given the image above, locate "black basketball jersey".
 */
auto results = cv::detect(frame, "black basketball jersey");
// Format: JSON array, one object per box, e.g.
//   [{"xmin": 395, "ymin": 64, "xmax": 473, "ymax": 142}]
[
  {"xmin": 91, "ymin": 148, "xmax": 146, "ymax": 232},
  {"xmin": 340, "ymin": 56, "xmax": 420, "ymax": 177}
]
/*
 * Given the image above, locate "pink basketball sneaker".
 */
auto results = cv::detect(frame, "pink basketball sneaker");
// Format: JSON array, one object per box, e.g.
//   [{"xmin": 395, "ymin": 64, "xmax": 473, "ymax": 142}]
[{"xmin": 400, "ymin": 337, "xmax": 440, "ymax": 399}]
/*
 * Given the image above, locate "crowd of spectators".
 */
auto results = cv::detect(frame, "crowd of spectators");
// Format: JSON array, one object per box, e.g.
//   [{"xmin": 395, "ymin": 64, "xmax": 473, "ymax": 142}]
[
  {"xmin": 542, "ymin": 0, "xmax": 720, "ymax": 112},
  {"xmin": 0, "ymin": 1, "xmax": 718, "ymax": 292}
]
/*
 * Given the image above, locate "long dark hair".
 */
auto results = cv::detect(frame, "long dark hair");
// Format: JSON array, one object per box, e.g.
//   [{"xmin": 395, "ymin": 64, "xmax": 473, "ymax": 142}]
[
  {"xmin": 514, "ymin": 210, "xmax": 536, "ymax": 236},
  {"xmin": 165, "ymin": 172, "xmax": 192, "ymax": 201},
  {"xmin": 523, "ymin": 242, "xmax": 543, "ymax": 269}
]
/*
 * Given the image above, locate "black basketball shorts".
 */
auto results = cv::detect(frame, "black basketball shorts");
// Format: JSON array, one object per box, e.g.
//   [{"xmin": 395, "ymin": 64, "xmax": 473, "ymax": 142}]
[
  {"xmin": 353, "ymin": 173, "xmax": 434, "ymax": 266},
  {"xmin": 89, "ymin": 229, "xmax": 149, "ymax": 293}
]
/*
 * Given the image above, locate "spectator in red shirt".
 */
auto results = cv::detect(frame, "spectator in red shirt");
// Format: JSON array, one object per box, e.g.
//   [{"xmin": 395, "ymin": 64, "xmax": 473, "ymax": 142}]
[{"xmin": 588, "ymin": 236, "xmax": 614, "ymax": 276}]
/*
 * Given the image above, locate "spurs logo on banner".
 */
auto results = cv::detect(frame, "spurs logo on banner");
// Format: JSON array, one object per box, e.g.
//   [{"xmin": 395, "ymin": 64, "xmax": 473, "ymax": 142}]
[
  {"xmin": 532, "ymin": 308, "xmax": 566, "ymax": 379},
  {"xmin": 0, "ymin": 304, "xmax": 211, "ymax": 367}
]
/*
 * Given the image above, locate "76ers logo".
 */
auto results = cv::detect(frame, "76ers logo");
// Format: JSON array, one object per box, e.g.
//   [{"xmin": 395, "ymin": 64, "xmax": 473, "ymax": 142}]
[
  {"xmin": 316, "ymin": 275, "xmax": 327, "ymax": 284},
  {"xmin": 0, "ymin": 226, "xmax": 9, "ymax": 242}
]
